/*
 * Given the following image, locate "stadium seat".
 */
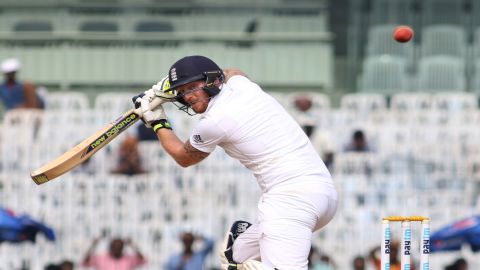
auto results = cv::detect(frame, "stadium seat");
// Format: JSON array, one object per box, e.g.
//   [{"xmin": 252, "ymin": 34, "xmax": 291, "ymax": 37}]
[
  {"xmin": 94, "ymin": 92, "xmax": 137, "ymax": 121},
  {"xmin": 45, "ymin": 91, "xmax": 90, "ymax": 111},
  {"xmin": 420, "ymin": 0, "xmax": 468, "ymax": 26},
  {"xmin": 358, "ymin": 55, "xmax": 410, "ymax": 94},
  {"xmin": 13, "ymin": 20, "xmax": 53, "ymax": 32},
  {"xmin": 471, "ymin": 58, "xmax": 480, "ymax": 91},
  {"xmin": 416, "ymin": 56, "xmax": 466, "ymax": 92},
  {"xmin": 257, "ymin": 15, "xmax": 328, "ymax": 33},
  {"xmin": 340, "ymin": 93, "xmax": 387, "ymax": 121},
  {"xmin": 420, "ymin": 24, "xmax": 467, "ymax": 58},
  {"xmin": 390, "ymin": 92, "xmax": 433, "ymax": 111},
  {"xmin": 1, "ymin": 109, "xmax": 44, "ymax": 171},
  {"xmin": 80, "ymin": 21, "xmax": 119, "ymax": 32},
  {"xmin": 433, "ymin": 92, "xmax": 477, "ymax": 113},
  {"xmin": 474, "ymin": 1, "xmax": 480, "ymax": 29},
  {"xmin": 135, "ymin": 21, "xmax": 174, "ymax": 32},
  {"xmin": 368, "ymin": 0, "xmax": 416, "ymax": 26},
  {"xmin": 366, "ymin": 24, "xmax": 415, "ymax": 63}
]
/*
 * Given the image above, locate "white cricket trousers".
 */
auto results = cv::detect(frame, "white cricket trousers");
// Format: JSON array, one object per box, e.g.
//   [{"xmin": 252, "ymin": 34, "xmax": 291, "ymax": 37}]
[{"xmin": 232, "ymin": 178, "xmax": 338, "ymax": 270}]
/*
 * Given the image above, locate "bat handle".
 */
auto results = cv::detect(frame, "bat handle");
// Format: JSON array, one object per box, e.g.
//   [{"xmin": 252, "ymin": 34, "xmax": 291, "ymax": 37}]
[{"xmin": 149, "ymin": 97, "xmax": 164, "ymax": 110}]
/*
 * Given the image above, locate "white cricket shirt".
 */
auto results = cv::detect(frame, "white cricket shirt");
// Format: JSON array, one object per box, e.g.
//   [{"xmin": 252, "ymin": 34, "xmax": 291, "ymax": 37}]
[{"xmin": 190, "ymin": 75, "xmax": 332, "ymax": 192}]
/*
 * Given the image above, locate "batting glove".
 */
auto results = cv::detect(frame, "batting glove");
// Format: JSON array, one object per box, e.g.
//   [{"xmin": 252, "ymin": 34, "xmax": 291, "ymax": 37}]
[
  {"xmin": 142, "ymin": 76, "xmax": 175, "ymax": 105},
  {"xmin": 132, "ymin": 75, "xmax": 175, "ymax": 109},
  {"xmin": 141, "ymin": 102, "xmax": 172, "ymax": 132},
  {"xmin": 131, "ymin": 91, "xmax": 172, "ymax": 131},
  {"xmin": 151, "ymin": 76, "xmax": 175, "ymax": 101}
]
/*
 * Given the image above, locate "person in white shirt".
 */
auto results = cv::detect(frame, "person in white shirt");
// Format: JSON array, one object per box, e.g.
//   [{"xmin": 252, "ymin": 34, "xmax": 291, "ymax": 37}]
[{"xmin": 134, "ymin": 55, "xmax": 338, "ymax": 270}]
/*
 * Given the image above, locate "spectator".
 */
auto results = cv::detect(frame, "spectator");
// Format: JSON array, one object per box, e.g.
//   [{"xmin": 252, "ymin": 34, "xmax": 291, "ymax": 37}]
[
  {"xmin": 164, "ymin": 232, "xmax": 214, "ymax": 270},
  {"xmin": 44, "ymin": 264, "xmax": 60, "ymax": 270},
  {"xmin": 0, "ymin": 58, "xmax": 44, "ymax": 111},
  {"xmin": 293, "ymin": 94, "xmax": 316, "ymax": 137},
  {"xmin": 82, "ymin": 237, "xmax": 147, "ymax": 270},
  {"xmin": 445, "ymin": 258, "xmax": 468, "ymax": 270},
  {"xmin": 352, "ymin": 255, "xmax": 365, "ymax": 270},
  {"xmin": 369, "ymin": 241, "xmax": 401, "ymax": 270},
  {"xmin": 292, "ymin": 94, "xmax": 336, "ymax": 169},
  {"xmin": 59, "ymin": 260, "xmax": 74, "ymax": 270},
  {"xmin": 111, "ymin": 135, "xmax": 147, "ymax": 176},
  {"xmin": 344, "ymin": 130, "xmax": 371, "ymax": 152},
  {"xmin": 308, "ymin": 246, "xmax": 335, "ymax": 270}
]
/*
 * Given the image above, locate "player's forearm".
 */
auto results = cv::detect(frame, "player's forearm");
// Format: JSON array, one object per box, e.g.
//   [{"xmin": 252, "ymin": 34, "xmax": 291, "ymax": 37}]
[
  {"xmin": 23, "ymin": 82, "xmax": 38, "ymax": 108},
  {"xmin": 156, "ymin": 129, "xmax": 196, "ymax": 167}
]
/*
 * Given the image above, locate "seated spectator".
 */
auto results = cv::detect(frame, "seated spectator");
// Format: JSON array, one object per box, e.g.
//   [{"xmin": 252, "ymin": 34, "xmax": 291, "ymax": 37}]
[
  {"xmin": 352, "ymin": 255, "xmax": 365, "ymax": 270},
  {"xmin": 344, "ymin": 130, "xmax": 372, "ymax": 152},
  {"xmin": 445, "ymin": 258, "xmax": 468, "ymax": 270},
  {"xmin": 0, "ymin": 58, "xmax": 44, "ymax": 111},
  {"xmin": 111, "ymin": 135, "xmax": 147, "ymax": 176},
  {"xmin": 165, "ymin": 231, "xmax": 214, "ymax": 270},
  {"xmin": 369, "ymin": 241, "xmax": 401, "ymax": 270},
  {"xmin": 82, "ymin": 237, "xmax": 147, "ymax": 270},
  {"xmin": 293, "ymin": 94, "xmax": 316, "ymax": 137},
  {"xmin": 308, "ymin": 245, "xmax": 335, "ymax": 270},
  {"xmin": 292, "ymin": 94, "xmax": 336, "ymax": 169},
  {"xmin": 44, "ymin": 264, "xmax": 60, "ymax": 270},
  {"xmin": 59, "ymin": 260, "xmax": 74, "ymax": 270}
]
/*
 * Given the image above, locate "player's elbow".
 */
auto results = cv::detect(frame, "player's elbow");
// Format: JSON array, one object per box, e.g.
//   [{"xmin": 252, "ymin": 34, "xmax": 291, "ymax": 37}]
[{"xmin": 176, "ymin": 159, "xmax": 193, "ymax": 168}]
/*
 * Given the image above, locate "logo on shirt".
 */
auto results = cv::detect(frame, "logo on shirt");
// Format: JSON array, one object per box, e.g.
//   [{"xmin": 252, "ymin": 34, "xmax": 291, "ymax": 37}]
[{"xmin": 193, "ymin": 134, "xmax": 203, "ymax": 143}]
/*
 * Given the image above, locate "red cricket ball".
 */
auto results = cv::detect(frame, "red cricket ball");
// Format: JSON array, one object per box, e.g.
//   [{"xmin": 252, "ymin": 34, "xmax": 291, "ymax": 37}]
[{"xmin": 393, "ymin": 25, "xmax": 414, "ymax": 43}]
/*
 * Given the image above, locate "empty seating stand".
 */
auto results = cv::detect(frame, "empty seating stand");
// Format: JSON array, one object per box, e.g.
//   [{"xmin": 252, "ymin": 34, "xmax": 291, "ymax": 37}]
[
  {"xmin": 416, "ymin": 56, "xmax": 466, "ymax": 92},
  {"xmin": 359, "ymin": 55, "xmax": 410, "ymax": 94}
]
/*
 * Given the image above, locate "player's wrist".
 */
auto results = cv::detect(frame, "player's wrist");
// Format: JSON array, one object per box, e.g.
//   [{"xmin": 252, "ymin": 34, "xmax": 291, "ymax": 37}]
[{"xmin": 152, "ymin": 119, "xmax": 172, "ymax": 132}]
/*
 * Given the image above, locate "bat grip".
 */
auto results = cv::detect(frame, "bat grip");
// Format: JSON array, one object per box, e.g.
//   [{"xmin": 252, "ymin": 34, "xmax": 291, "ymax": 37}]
[{"xmin": 149, "ymin": 97, "xmax": 164, "ymax": 110}]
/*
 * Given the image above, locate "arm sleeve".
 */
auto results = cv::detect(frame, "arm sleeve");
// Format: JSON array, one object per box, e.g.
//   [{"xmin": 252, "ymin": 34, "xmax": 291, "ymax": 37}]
[
  {"xmin": 189, "ymin": 117, "xmax": 228, "ymax": 153},
  {"xmin": 81, "ymin": 255, "xmax": 98, "ymax": 267},
  {"xmin": 200, "ymin": 238, "xmax": 215, "ymax": 257},
  {"xmin": 164, "ymin": 255, "xmax": 178, "ymax": 270},
  {"xmin": 131, "ymin": 254, "xmax": 147, "ymax": 266}
]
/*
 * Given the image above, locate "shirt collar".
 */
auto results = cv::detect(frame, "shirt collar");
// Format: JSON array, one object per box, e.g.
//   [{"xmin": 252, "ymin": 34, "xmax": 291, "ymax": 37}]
[{"xmin": 204, "ymin": 83, "xmax": 226, "ymax": 113}]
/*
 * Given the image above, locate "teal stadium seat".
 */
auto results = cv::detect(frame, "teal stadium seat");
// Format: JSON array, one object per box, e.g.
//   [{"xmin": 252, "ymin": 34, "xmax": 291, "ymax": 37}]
[
  {"xmin": 421, "ymin": 0, "xmax": 467, "ymax": 26},
  {"xmin": 359, "ymin": 55, "xmax": 409, "ymax": 94},
  {"xmin": 135, "ymin": 21, "xmax": 174, "ymax": 32},
  {"xmin": 471, "ymin": 59, "xmax": 480, "ymax": 92},
  {"xmin": 257, "ymin": 15, "xmax": 327, "ymax": 33},
  {"xmin": 369, "ymin": 0, "xmax": 416, "ymax": 25},
  {"xmin": 13, "ymin": 20, "xmax": 53, "ymax": 32},
  {"xmin": 416, "ymin": 56, "xmax": 466, "ymax": 92},
  {"xmin": 80, "ymin": 21, "xmax": 119, "ymax": 32},
  {"xmin": 366, "ymin": 24, "xmax": 414, "ymax": 66},
  {"xmin": 420, "ymin": 24, "xmax": 467, "ymax": 59}
]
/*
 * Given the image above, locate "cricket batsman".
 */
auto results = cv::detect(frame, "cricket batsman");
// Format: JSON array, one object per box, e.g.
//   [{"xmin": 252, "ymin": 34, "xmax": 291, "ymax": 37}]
[{"xmin": 134, "ymin": 55, "xmax": 338, "ymax": 270}]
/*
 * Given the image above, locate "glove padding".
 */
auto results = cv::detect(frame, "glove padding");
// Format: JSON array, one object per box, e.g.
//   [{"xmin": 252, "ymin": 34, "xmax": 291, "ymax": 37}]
[
  {"xmin": 142, "ymin": 105, "xmax": 167, "ymax": 128},
  {"xmin": 131, "ymin": 92, "xmax": 167, "ymax": 129},
  {"xmin": 132, "ymin": 75, "xmax": 175, "ymax": 110},
  {"xmin": 132, "ymin": 76, "xmax": 174, "ymax": 128},
  {"xmin": 151, "ymin": 77, "xmax": 175, "ymax": 101}
]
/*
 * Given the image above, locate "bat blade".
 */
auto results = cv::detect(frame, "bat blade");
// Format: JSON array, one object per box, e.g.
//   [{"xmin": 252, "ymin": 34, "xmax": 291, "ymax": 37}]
[{"xmin": 30, "ymin": 109, "xmax": 141, "ymax": 185}]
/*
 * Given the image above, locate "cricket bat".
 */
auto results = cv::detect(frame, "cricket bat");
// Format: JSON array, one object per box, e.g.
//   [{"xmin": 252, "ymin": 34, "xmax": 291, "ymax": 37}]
[{"xmin": 30, "ymin": 97, "xmax": 163, "ymax": 185}]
